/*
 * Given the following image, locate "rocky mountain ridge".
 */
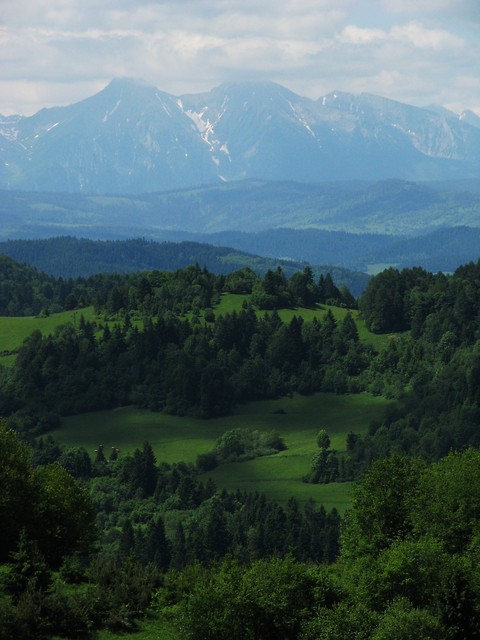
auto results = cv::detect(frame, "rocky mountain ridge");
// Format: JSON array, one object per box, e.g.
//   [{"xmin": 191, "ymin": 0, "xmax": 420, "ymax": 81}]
[{"xmin": 1, "ymin": 78, "xmax": 479, "ymax": 194}]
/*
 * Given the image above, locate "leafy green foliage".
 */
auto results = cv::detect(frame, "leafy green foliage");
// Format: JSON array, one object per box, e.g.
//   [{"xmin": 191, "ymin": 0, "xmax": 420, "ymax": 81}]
[
  {"xmin": 4, "ymin": 249, "xmax": 480, "ymax": 638},
  {"xmin": 0, "ymin": 422, "xmax": 95, "ymax": 566},
  {"xmin": 0, "ymin": 420, "xmax": 34, "ymax": 561},
  {"xmin": 156, "ymin": 557, "xmax": 328, "ymax": 640},
  {"xmin": 4, "ymin": 530, "xmax": 52, "ymax": 602},
  {"xmin": 212, "ymin": 427, "xmax": 286, "ymax": 463},
  {"xmin": 341, "ymin": 456, "xmax": 425, "ymax": 558},
  {"xmin": 316, "ymin": 429, "xmax": 331, "ymax": 449}
]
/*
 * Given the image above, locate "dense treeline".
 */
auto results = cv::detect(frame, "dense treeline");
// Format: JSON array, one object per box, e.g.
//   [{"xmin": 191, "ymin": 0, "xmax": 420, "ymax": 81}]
[
  {"xmin": 0, "ymin": 423, "xmax": 339, "ymax": 638},
  {"xmin": 0, "ymin": 254, "xmax": 91, "ymax": 316},
  {"xmin": 157, "ymin": 451, "xmax": 480, "ymax": 639},
  {"xmin": 0, "ymin": 303, "xmax": 367, "ymax": 425},
  {"xmin": 0, "ymin": 236, "xmax": 369, "ymax": 293},
  {"xmin": 0, "ymin": 237, "xmax": 242, "ymax": 279},
  {"xmin": 350, "ymin": 260, "xmax": 480, "ymax": 468},
  {"xmin": 0, "ymin": 255, "xmax": 220, "ymax": 317},
  {"xmin": 0, "ymin": 250, "xmax": 356, "ymax": 317}
]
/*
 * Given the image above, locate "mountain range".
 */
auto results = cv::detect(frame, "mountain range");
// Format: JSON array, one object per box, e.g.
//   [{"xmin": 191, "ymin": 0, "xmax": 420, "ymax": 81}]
[{"xmin": 1, "ymin": 78, "xmax": 480, "ymax": 194}]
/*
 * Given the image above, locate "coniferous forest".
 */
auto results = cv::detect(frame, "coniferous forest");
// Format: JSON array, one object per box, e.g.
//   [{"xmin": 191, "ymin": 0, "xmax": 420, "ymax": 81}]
[{"xmin": 2, "ymin": 252, "xmax": 480, "ymax": 638}]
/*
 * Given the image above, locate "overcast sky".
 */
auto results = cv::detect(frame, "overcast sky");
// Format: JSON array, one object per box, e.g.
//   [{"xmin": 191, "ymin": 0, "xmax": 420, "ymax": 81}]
[{"xmin": 1, "ymin": 0, "xmax": 479, "ymax": 116}]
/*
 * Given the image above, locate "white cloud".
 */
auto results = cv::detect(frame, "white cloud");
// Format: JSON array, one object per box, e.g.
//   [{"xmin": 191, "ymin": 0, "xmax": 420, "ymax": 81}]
[
  {"xmin": 340, "ymin": 22, "xmax": 464, "ymax": 50},
  {"xmin": 339, "ymin": 26, "xmax": 387, "ymax": 45},
  {"xmin": 391, "ymin": 22, "xmax": 465, "ymax": 50},
  {"xmin": 380, "ymin": 0, "xmax": 480, "ymax": 22},
  {"xmin": 0, "ymin": 0, "xmax": 478, "ymax": 115}
]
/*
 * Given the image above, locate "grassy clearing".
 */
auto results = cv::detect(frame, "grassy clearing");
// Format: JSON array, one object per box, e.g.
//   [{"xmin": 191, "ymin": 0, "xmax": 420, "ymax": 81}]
[
  {"xmin": 0, "ymin": 294, "xmax": 394, "ymax": 368},
  {"xmin": 213, "ymin": 293, "xmax": 396, "ymax": 351},
  {"xmin": 0, "ymin": 307, "xmax": 100, "ymax": 366},
  {"xmin": 55, "ymin": 392, "xmax": 391, "ymax": 511},
  {"xmin": 96, "ymin": 616, "xmax": 178, "ymax": 640}
]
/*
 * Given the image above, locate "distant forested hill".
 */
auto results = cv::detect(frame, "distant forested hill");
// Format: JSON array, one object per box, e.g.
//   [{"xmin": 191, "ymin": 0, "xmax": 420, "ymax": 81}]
[
  {"xmin": 0, "ymin": 236, "xmax": 369, "ymax": 294},
  {"xmin": 176, "ymin": 225, "xmax": 480, "ymax": 273},
  {"xmin": 1, "ymin": 179, "xmax": 480, "ymax": 275}
]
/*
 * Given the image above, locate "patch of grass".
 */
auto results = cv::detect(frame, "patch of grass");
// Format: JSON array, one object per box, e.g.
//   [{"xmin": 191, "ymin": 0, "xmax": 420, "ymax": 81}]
[
  {"xmin": 213, "ymin": 293, "xmax": 397, "ymax": 351},
  {"xmin": 0, "ymin": 306, "xmax": 100, "ymax": 366},
  {"xmin": 55, "ymin": 393, "xmax": 391, "ymax": 510},
  {"xmin": 96, "ymin": 615, "xmax": 178, "ymax": 640},
  {"xmin": 0, "ymin": 295, "xmax": 395, "ymax": 368},
  {"xmin": 214, "ymin": 292, "xmax": 250, "ymax": 315},
  {"xmin": 208, "ymin": 457, "xmax": 355, "ymax": 513}
]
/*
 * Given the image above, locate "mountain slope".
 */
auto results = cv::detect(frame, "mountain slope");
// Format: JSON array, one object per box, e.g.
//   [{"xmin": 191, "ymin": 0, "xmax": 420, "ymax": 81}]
[{"xmin": 1, "ymin": 79, "xmax": 479, "ymax": 193}]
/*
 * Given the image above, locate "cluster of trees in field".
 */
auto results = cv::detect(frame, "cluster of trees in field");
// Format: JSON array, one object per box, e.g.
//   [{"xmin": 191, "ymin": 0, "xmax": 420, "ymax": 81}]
[
  {"xmin": 196, "ymin": 427, "xmax": 286, "ymax": 472},
  {"xmin": 98, "ymin": 263, "xmax": 355, "ymax": 316}
]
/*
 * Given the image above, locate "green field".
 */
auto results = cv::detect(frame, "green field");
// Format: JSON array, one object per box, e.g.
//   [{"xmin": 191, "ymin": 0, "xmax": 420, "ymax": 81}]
[
  {"xmin": 213, "ymin": 293, "xmax": 396, "ymax": 351},
  {"xmin": 0, "ymin": 295, "xmax": 395, "ymax": 368},
  {"xmin": 97, "ymin": 616, "xmax": 178, "ymax": 640},
  {"xmin": 1, "ymin": 295, "xmax": 394, "ymax": 511},
  {"xmin": 0, "ymin": 307, "xmax": 100, "ymax": 366},
  {"xmin": 55, "ymin": 392, "xmax": 391, "ymax": 512}
]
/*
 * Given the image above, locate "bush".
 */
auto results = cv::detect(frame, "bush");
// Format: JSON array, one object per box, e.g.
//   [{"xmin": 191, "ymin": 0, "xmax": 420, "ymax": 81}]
[
  {"xmin": 213, "ymin": 428, "xmax": 286, "ymax": 463},
  {"xmin": 196, "ymin": 451, "xmax": 218, "ymax": 473}
]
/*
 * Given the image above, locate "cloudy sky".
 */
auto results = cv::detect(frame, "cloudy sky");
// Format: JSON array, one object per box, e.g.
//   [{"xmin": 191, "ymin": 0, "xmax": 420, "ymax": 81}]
[{"xmin": 1, "ymin": 0, "xmax": 479, "ymax": 116}]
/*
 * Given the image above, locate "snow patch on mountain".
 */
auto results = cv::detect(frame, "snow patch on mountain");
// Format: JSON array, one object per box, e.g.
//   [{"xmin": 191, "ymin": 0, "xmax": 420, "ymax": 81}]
[
  {"xmin": 103, "ymin": 100, "xmax": 121, "ymax": 123},
  {"xmin": 288, "ymin": 101, "xmax": 318, "ymax": 140},
  {"xmin": 177, "ymin": 98, "xmax": 231, "ymax": 164}
]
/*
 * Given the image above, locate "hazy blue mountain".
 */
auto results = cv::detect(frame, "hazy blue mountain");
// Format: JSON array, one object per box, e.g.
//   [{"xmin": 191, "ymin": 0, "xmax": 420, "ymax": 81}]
[
  {"xmin": 460, "ymin": 110, "xmax": 480, "ymax": 129},
  {"xmin": 1, "ymin": 79, "xmax": 479, "ymax": 193},
  {"xmin": 159, "ymin": 226, "xmax": 480, "ymax": 274}
]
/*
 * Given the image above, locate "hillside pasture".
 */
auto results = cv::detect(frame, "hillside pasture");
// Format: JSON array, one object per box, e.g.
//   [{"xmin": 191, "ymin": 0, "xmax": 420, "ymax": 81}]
[
  {"xmin": 212, "ymin": 293, "xmax": 396, "ymax": 350},
  {"xmin": 55, "ymin": 392, "xmax": 391, "ymax": 511},
  {"xmin": 0, "ymin": 295, "xmax": 395, "ymax": 368},
  {"xmin": 0, "ymin": 307, "xmax": 100, "ymax": 366}
]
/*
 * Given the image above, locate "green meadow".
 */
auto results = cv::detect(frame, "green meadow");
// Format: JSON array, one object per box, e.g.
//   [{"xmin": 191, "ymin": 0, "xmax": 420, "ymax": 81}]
[
  {"xmin": 55, "ymin": 392, "xmax": 391, "ymax": 512},
  {"xmin": 213, "ymin": 293, "xmax": 395, "ymax": 351},
  {"xmin": 96, "ymin": 617, "xmax": 177, "ymax": 640},
  {"xmin": 1, "ymin": 294, "xmax": 394, "ymax": 511},
  {"xmin": 0, "ymin": 294, "xmax": 395, "ymax": 367},
  {"xmin": 0, "ymin": 307, "xmax": 100, "ymax": 366}
]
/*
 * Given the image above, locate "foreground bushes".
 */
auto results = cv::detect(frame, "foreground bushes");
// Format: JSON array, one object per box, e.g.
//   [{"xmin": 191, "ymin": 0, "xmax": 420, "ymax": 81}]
[{"xmin": 155, "ymin": 451, "xmax": 480, "ymax": 640}]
